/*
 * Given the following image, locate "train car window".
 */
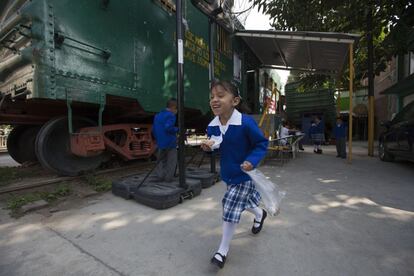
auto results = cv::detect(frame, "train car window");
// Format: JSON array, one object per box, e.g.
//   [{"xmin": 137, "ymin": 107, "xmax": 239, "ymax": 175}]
[
  {"xmin": 216, "ymin": 25, "xmax": 232, "ymax": 56},
  {"xmin": 154, "ymin": 0, "xmax": 176, "ymax": 14}
]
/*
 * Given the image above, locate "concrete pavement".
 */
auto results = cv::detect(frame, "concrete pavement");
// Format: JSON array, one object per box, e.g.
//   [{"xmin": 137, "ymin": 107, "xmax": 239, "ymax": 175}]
[
  {"xmin": 1, "ymin": 145, "xmax": 413, "ymax": 276},
  {"xmin": 0, "ymin": 153, "xmax": 19, "ymax": 167}
]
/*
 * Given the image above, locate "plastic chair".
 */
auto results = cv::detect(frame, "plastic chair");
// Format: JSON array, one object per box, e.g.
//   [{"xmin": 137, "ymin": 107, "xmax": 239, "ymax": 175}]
[
  {"xmin": 266, "ymin": 136, "xmax": 293, "ymax": 165},
  {"xmin": 290, "ymin": 134, "xmax": 305, "ymax": 159}
]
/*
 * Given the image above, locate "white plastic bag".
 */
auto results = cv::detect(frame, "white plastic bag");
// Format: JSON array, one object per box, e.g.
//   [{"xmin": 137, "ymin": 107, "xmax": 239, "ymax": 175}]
[{"xmin": 244, "ymin": 169, "xmax": 286, "ymax": 216}]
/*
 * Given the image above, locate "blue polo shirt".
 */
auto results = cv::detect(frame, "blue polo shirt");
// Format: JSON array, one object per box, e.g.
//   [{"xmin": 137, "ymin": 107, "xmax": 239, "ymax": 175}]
[
  {"xmin": 153, "ymin": 109, "xmax": 178, "ymax": 149},
  {"xmin": 334, "ymin": 123, "xmax": 347, "ymax": 138},
  {"xmin": 207, "ymin": 110, "xmax": 268, "ymax": 185}
]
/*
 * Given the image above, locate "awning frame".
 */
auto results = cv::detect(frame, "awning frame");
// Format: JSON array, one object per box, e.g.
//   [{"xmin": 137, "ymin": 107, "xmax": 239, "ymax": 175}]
[
  {"xmin": 235, "ymin": 30, "xmax": 359, "ymax": 44},
  {"xmin": 235, "ymin": 29, "xmax": 360, "ymax": 163}
]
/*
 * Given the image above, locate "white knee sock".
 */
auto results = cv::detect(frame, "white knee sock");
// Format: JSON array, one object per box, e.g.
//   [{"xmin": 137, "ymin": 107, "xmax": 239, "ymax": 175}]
[
  {"xmin": 246, "ymin": 207, "xmax": 263, "ymax": 227},
  {"xmin": 216, "ymin": 221, "xmax": 236, "ymax": 261}
]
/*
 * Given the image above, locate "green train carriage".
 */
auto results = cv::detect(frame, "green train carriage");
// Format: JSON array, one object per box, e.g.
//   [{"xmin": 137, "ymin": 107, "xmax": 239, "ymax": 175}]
[{"xmin": 0, "ymin": 0, "xmax": 257, "ymax": 175}]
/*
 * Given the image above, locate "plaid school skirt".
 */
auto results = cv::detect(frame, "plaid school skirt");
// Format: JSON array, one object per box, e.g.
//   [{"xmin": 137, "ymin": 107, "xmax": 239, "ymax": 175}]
[
  {"xmin": 311, "ymin": 133, "xmax": 325, "ymax": 145},
  {"xmin": 222, "ymin": 180, "xmax": 261, "ymax": 224}
]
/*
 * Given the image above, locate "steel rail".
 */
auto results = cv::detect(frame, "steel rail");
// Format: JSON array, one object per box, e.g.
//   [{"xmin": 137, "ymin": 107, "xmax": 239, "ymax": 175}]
[{"xmin": 0, "ymin": 161, "xmax": 155, "ymax": 194}]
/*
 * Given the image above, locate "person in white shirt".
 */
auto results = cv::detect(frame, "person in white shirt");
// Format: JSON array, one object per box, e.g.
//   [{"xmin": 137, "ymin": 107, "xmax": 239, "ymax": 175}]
[{"xmin": 279, "ymin": 121, "xmax": 290, "ymax": 145}]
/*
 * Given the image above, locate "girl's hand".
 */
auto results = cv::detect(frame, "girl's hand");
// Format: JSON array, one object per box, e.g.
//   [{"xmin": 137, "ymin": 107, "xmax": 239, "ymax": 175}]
[
  {"xmin": 241, "ymin": 161, "xmax": 253, "ymax": 171},
  {"xmin": 201, "ymin": 140, "xmax": 215, "ymax": 151}
]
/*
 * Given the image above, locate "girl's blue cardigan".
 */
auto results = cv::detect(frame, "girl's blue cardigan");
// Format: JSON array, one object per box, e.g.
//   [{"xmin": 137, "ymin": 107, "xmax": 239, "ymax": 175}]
[{"xmin": 207, "ymin": 112, "xmax": 268, "ymax": 185}]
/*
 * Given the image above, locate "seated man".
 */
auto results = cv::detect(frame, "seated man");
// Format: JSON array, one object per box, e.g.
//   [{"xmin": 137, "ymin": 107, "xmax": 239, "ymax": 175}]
[
  {"xmin": 279, "ymin": 121, "xmax": 290, "ymax": 145},
  {"xmin": 152, "ymin": 98, "xmax": 178, "ymax": 182}
]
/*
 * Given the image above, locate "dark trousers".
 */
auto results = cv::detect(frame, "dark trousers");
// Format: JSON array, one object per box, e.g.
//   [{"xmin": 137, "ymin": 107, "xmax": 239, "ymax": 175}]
[
  {"xmin": 336, "ymin": 137, "xmax": 346, "ymax": 158},
  {"xmin": 154, "ymin": 148, "xmax": 177, "ymax": 182}
]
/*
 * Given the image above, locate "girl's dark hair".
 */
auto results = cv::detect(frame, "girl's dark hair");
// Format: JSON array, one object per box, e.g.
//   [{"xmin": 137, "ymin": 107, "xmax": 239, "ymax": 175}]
[
  {"xmin": 211, "ymin": 80, "xmax": 240, "ymax": 98},
  {"xmin": 211, "ymin": 80, "xmax": 251, "ymax": 113}
]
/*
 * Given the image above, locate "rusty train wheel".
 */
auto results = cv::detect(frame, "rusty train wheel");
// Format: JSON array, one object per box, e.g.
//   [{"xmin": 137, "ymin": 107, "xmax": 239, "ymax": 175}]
[
  {"xmin": 35, "ymin": 117, "xmax": 106, "ymax": 176},
  {"xmin": 7, "ymin": 125, "xmax": 41, "ymax": 164}
]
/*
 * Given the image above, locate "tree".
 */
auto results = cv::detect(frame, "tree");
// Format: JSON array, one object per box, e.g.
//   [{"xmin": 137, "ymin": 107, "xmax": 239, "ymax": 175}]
[{"xmin": 251, "ymin": 0, "xmax": 414, "ymax": 89}]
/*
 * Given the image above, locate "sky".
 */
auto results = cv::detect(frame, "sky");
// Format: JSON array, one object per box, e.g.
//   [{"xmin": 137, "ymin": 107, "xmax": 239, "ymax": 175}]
[
  {"xmin": 244, "ymin": 5, "xmax": 271, "ymax": 30},
  {"xmin": 237, "ymin": 3, "xmax": 290, "ymax": 91}
]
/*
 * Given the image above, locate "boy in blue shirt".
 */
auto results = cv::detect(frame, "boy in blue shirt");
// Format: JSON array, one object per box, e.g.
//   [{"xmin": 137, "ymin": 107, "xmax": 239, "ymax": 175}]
[
  {"xmin": 152, "ymin": 98, "xmax": 178, "ymax": 182},
  {"xmin": 334, "ymin": 117, "xmax": 347, "ymax": 159}
]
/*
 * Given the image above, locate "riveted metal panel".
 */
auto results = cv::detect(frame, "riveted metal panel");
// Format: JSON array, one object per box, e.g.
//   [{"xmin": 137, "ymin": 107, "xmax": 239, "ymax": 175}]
[{"xmin": 1, "ymin": 0, "xmax": 245, "ymax": 117}]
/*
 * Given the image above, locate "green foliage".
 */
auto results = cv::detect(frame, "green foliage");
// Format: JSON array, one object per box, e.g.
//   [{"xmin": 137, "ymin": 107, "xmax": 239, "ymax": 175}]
[
  {"xmin": 0, "ymin": 167, "xmax": 38, "ymax": 186},
  {"xmin": 0, "ymin": 168, "xmax": 19, "ymax": 185},
  {"xmin": 7, "ymin": 193, "xmax": 42, "ymax": 211},
  {"xmin": 6, "ymin": 184, "xmax": 71, "ymax": 212},
  {"xmin": 43, "ymin": 184, "xmax": 71, "ymax": 200},
  {"xmin": 0, "ymin": 125, "xmax": 11, "ymax": 135},
  {"xmin": 287, "ymin": 72, "xmax": 334, "ymax": 91},
  {"xmin": 83, "ymin": 174, "xmax": 112, "ymax": 192},
  {"xmin": 251, "ymin": 0, "xmax": 414, "ymax": 89}
]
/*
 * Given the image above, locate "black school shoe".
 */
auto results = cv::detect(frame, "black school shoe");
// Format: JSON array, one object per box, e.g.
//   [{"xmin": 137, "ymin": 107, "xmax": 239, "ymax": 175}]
[
  {"xmin": 211, "ymin": 252, "xmax": 226, "ymax": 269},
  {"xmin": 252, "ymin": 209, "xmax": 267, "ymax": 234}
]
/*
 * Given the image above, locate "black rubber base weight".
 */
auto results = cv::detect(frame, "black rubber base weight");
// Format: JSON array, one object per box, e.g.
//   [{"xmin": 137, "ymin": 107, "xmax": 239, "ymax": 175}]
[
  {"xmin": 111, "ymin": 176, "xmax": 144, "ymax": 199},
  {"xmin": 112, "ymin": 174, "xmax": 202, "ymax": 210},
  {"xmin": 186, "ymin": 167, "xmax": 219, "ymax": 189}
]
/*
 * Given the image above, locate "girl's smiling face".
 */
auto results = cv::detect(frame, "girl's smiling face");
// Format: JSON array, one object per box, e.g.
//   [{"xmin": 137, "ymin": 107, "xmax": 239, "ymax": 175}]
[{"xmin": 210, "ymin": 85, "xmax": 240, "ymax": 118}]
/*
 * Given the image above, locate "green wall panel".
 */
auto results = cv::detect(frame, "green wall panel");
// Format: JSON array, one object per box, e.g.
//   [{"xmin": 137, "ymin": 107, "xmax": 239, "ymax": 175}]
[{"xmin": 16, "ymin": 0, "xmax": 243, "ymax": 115}]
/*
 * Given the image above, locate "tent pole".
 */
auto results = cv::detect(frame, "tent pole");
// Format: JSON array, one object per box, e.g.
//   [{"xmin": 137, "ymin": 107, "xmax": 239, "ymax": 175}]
[
  {"xmin": 367, "ymin": 4, "xmax": 375, "ymax": 156},
  {"xmin": 208, "ymin": 18, "xmax": 216, "ymax": 174},
  {"xmin": 176, "ymin": 0, "xmax": 186, "ymax": 188},
  {"xmin": 337, "ymin": 91, "xmax": 341, "ymax": 115},
  {"xmin": 348, "ymin": 43, "xmax": 354, "ymax": 164}
]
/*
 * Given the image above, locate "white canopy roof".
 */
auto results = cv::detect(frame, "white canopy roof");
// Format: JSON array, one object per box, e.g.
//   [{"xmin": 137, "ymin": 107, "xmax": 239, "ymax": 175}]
[{"xmin": 235, "ymin": 30, "xmax": 360, "ymax": 75}]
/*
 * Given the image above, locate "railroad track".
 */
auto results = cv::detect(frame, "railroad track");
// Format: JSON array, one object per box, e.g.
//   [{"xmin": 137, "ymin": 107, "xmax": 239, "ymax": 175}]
[
  {"xmin": 0, "ymin": 146, "xmax": 209, "ymax": 195},
  {"xmin": 0, "ymin": 161, "xmax": 155, "ymax": 194}
]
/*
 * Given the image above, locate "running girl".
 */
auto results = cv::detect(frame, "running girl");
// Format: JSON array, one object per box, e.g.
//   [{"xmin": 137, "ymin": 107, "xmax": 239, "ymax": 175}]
[{"xmin": 201, "ymin": 80, "xmax": 268, "ymax": 269}]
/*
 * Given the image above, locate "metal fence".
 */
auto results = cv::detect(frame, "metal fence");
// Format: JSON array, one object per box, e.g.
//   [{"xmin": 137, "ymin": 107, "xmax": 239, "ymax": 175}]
[{"xmin": 0, "ymin": 135, "xmax": 7, "ymax": 151}]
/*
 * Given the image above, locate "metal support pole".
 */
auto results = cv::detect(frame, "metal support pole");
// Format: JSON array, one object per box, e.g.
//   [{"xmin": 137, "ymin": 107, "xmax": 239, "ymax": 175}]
[
  {"xmin": 98, "ymin": 93, "xmax": 105, "ymax": 131},
  {"xmin": 367, "ymin": 4, "xmax": 375, "ymax": 156},
  {"xmin": 208, "ymin": 18, "xmax": 216, "ymax": 174},
  {"xmin": 368, "ymin": 95, "xmax": 375, "ymax": 154},
  {"xmin": 208, "ymin": 19, "xmax": 215, "ymax": 85},
  {"xmin": 176, "ymin": 0, "xmax": 186, "ymax": 188},
  {"xmin": 98, "ymin": 103, "xmax": 105, "ymax": 130},
  {"xmin": 337, "ymin": 90, "xmax": 341, "ymax": 116},
  {"xmin": 66, "ymin": 89, "xmax": 73, "ymax": 134},
  {"xmin": 66, "ymin": 100, "xmax": 73, "ymax": 134},
  {"xmin": 271, "ymin": 81, "xmax": 275, "ymax": 114},
  {"xmin": 348, "ymin": 43, "xmax": 354, "ymax": 163},
  {"xmin": 255, "ymin": 69, "xmax": 260, "ymax": 113}
]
